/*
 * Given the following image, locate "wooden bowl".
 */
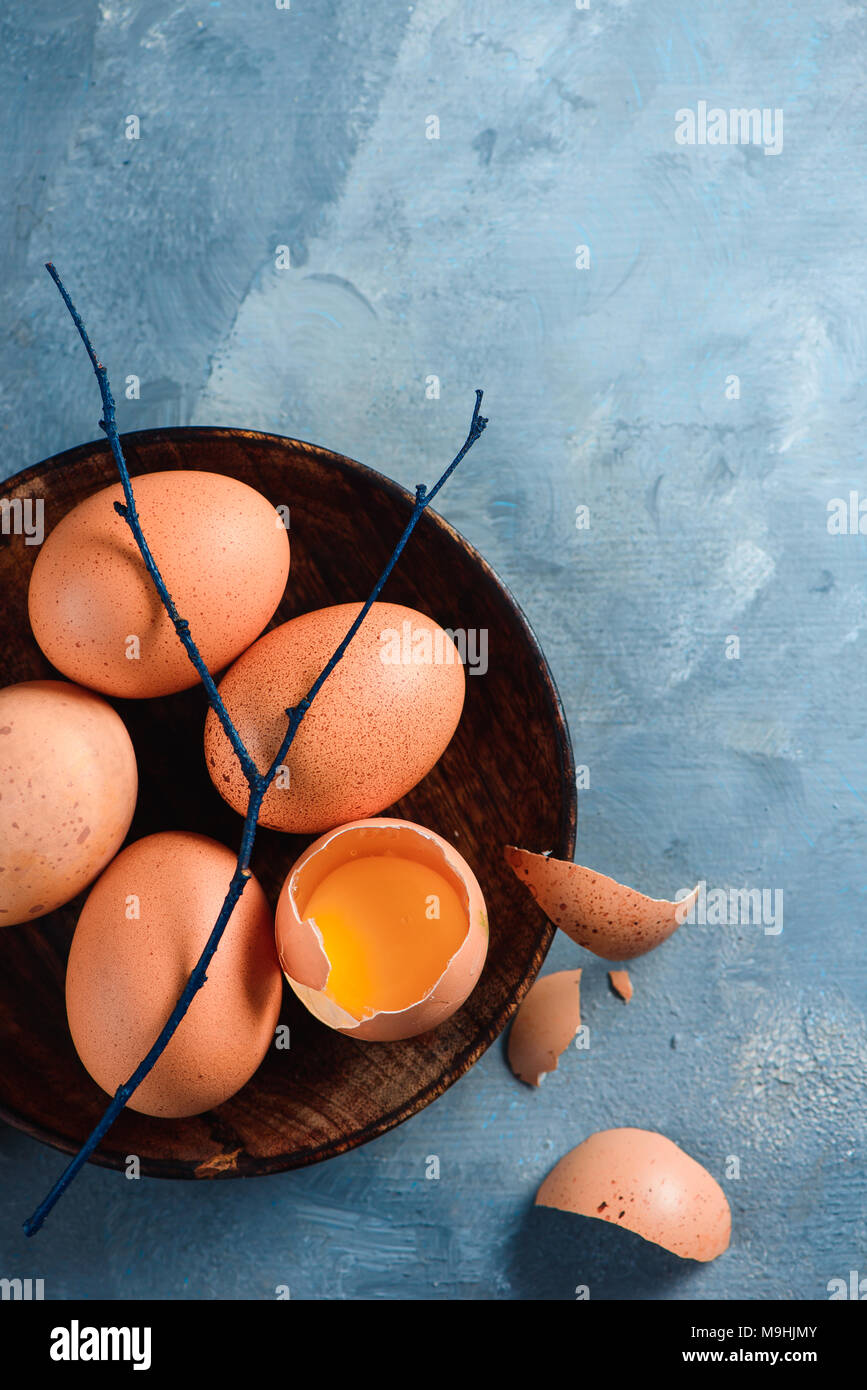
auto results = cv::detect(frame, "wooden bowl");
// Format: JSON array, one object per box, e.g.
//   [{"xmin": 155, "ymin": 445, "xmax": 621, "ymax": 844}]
[{"xmin": 0, "ymin": 428, "xmax": 576, "ymax": 1179}]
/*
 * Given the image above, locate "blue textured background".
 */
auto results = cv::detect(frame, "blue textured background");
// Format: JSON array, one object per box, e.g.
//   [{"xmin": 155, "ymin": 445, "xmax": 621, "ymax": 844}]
[{"xmin": 1, "ymin": 0, "xmax": 864, "ymax": 1300}]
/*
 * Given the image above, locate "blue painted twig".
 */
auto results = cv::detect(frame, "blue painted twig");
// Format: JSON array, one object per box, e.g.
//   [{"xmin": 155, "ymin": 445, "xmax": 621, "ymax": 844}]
[{"xmin": 23, "ymin": 265, "xmax": 487, "ymax": 1236}]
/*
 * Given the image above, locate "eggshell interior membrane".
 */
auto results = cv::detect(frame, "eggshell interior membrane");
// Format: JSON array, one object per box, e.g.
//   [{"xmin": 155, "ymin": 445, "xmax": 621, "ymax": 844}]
[
  {"xmin": 508, "ymin": 970, "xmax": 582, "ymax": 1087},
  {"xmin": 204, "ymin": 601, "xmax": 465, "ymax": 834},
  {"xmin": 536, "ymin": 1128, "xmax": 731, "ymax": 1262},
  {"xmin": 505, "ymin": 846, "xmax": 699, "ymax": 961},
  {"xmin": 65, "ymin": 831, "xmax": 283, "ymax": 1117},
  {"xmin": 275, "ymin": 818, "xmax": 488, "ymax": 1041},
  {"xmin": 0, "ymin": 680, "xmax": 138, "ymax": 926},
  {"xmin": 28, "ymin": 470, "xmax": 290, "ymax": 698}
]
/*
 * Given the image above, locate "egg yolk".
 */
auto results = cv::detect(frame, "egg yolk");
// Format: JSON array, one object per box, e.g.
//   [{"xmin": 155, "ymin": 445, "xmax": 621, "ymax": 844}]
[{"xmin": 303, "ymin": 854, "xmax": 467, "ymax": 1019}]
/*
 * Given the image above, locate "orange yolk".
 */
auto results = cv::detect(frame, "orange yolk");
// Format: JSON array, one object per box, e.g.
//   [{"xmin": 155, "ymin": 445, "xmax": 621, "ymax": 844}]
[{"xmin": 303, "ymin": 854, "xmax": 468, "ymax": 1018}]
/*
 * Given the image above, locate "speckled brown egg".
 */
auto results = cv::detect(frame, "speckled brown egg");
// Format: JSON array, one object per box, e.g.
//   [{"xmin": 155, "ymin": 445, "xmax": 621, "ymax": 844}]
[
  {"xmin": 536, "ymin": 1128, "xmax": 731, "ymax": 1262},
  {"xmin": 28, "ymin": 470, "xmax": 290, "ymax": 698},
  {"xmin": 65, "ymin": 831, "xmax": 283, "ymax": 1117},
  {"xmin": 0, "ymin": 680, "xmax": 137, "ymax": 926},
  {"xmin": 204, "ymin": 602, "xmax": 466, "ymax": 834}
]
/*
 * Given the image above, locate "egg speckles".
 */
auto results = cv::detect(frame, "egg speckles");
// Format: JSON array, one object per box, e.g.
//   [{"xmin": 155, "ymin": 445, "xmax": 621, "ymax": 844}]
[
  {"xmin": 28, "ymin": 470, "xmax": 290, "ymax": 698},
  {"xmin": 0, "ymin": 680, "xmax": 137, "ymax": 926},
  {"xmin": 205, "ymin": 603, "xmax": 466, "ymax": 834}
]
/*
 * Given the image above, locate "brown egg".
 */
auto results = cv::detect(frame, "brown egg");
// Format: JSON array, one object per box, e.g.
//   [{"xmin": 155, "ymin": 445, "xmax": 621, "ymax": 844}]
[
  {"xmin": 275, "ymin": 818, "xmax": 488, "ymax": 1040},
  {"xmin": 0, "ymin": 680, "xmax": 137, "ymax": 926},
  {"xmin": 505, "ymin": 845, "xmax": 699, "ymax": 960},
  {"xmin": 66, "ymin": 831, "xmax": 282, "ymax": 1117},
  {"xmin": 537, "ymin": 1128, "xmax": 731, "ymax": 1262},
  {"xmin": 205, "ymin": 602, "xmax": 466, "ymax": 834},
  {"xmin": 508, "ymin": 970, "xmax": 582, "ymax": 1086},
  {"xmin": 28, "ymin": 470, "xmax": 290, "ymax": 698}
]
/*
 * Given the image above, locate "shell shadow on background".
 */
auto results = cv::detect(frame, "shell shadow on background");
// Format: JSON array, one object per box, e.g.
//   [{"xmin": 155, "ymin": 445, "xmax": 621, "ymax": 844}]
[
  {"xmin": 509, "ymin": 1204, "xmax": 697, "ymax": 1300},
  {"xmin": 0, "ymin": 428, "xmax": 576, "ymax": 1179}
]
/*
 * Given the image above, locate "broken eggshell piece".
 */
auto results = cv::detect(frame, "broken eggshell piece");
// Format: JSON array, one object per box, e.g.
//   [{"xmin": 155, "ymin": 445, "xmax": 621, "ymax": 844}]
[
  {"xmin": 508, "ymin": 970, "xmax": 582, "ymax": 1087},
  {"xmin": 275, "ymin": 818, "xmax": 489, "ymax": 1041},
  {"xmin": 608, "ymin": 969, "xmax": 633, "ymax": 1002},
  {"xmin": 504, "ymin": 846, "xmax": 698, "ymax": 961},
  {"xmin": 536, "ymin": 1127, "xmax": 731, "ymax": 1262}
]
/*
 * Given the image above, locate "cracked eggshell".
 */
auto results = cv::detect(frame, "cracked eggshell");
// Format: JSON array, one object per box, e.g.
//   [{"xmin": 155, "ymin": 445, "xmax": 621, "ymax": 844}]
[
  {"xmin": 505, "ymin": 846, "xmax": 698, "ymax": 961},
  {"xmin": 66, "ymin": 831, "xmax": 283, "ymax": 1117},
  {"xmin": 536, "ymin": 1128, "xmax": 731, "ymax": 1262},
  {"xmin": 508, "ymin": 970, "xmax": 582, "ymax": 1086},
  {"xmin": 204, "ymin": 602, "xmax": 465, "ymax": 835},
  {"xmin": 0, "ymin": 680, "xmax": 138, "ymax": 926},
  {"xmin": 28, "ymin": 470, "xmax": 290, "ymax": 698},
  {"xmin": 275, "ymin": 818, "xmax": 488, "ymax": 1041}
]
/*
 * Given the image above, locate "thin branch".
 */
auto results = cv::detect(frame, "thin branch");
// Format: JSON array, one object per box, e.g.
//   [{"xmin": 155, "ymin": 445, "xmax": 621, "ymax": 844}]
[
  {"xmin": 45, "ymin": 264, "xmax": 259, "ymax": 784},
  {"xmin": 24, "ymin": 265, "xmax": 487, "ymax": 1235}
]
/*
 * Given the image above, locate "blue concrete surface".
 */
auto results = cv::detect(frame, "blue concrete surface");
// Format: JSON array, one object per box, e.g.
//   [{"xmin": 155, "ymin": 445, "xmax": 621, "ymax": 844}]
[{"xmin": 1, "ymin": 0, "xmax": 865, "ymax": 1299}]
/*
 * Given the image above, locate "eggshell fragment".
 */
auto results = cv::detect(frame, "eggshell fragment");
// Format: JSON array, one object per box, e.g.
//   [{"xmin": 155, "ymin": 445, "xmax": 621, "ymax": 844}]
[
  {"xmin": 508, "ymin": 970, "xmax": 582, "ymax": 1086},
  {"xmin": 205, "ymin": 602, "xmax": 465, "ymax": 834},
  {"xmin": 505, "ymin": 846, "xmax": 698, "ymax": 961},
  {"xmin": 275, "ymin": 818, "xmax": 488, "ymax": 1041},
  {"xmin": 0, "ymin": 680, "xmax": 137, "ymax": 926},
  {"xmin": 28, "ymin": 470, "xmax": 290, "ymax": 698},
  {"xmin": 66, "ymin": 831, "xmax": 283, "ymax": 1117},
  {"xmin": 609, "ymin": 969, "xmax": 633, "ymax": 1002},
  {"xmin": 536, "ymin": 1128, "xmax": 731, "ymax": 1262}
]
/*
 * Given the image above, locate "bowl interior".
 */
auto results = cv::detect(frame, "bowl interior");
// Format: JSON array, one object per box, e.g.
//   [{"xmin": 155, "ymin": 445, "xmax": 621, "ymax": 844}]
[{"xmin": 0, "ymin": 428, "xmax": 575, "ymax": 1177}]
